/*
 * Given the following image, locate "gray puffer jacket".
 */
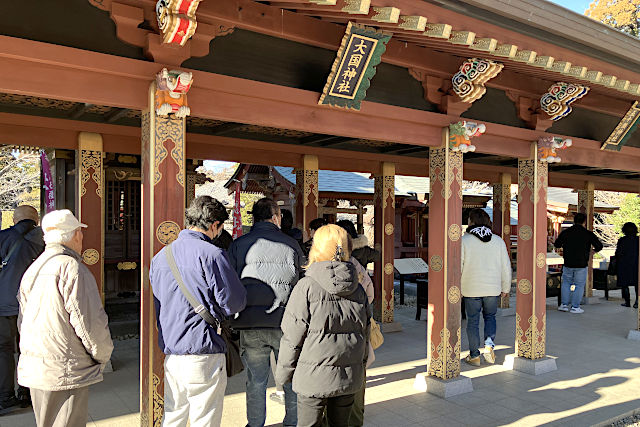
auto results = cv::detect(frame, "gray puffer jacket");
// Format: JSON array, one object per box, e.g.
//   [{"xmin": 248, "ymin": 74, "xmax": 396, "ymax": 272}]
[
  {"xmin": 229, "ymin": 221, "xmax": 304, "ymax": 329},
  {"xmin": 275, "ymin": 261, "xmax": 370, "ymax": 398}
]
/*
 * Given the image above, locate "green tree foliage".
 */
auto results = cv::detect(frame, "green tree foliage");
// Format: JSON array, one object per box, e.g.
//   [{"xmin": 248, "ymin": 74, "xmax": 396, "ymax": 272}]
[
  {"xmin": 586, "ymin": 0, "xmax": 640, "ymax": 37},
  {"xmin": 607, "ymin": 194, "xmax": 640, "ymax": 237},
  {"xmin": 0, "ymin": 148, "xmax": 40, "ymax": 218}
]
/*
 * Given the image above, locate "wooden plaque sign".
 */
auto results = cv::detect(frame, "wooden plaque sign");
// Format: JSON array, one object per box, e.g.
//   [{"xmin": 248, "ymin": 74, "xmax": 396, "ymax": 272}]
[
  {"xmin": 601, "ymin": 101, "xmax": 640, "ymax": 151},
  {"xmin": 319, "ymin": 22, "xmax": 391, "ymax": 110}
]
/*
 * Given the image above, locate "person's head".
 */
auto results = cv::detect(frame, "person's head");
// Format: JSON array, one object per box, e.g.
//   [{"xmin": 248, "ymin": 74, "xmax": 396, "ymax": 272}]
[
  {"xmin": 41, "ymin": 209, "xmax": 87, "ymax": 254},
  {"xmin": 281, "ymin": 209, "xmax": 294, "ymax": 234},
  {"xmin": 307, "ymin": 224, "xmax": 351, "ymax": 266},
  {"xmin": 308, "ymin": 218, "xmax": 327, "ymax": 238},
  {"xmin": 468, "ymin": 208, "xmax": 491, "ymax": 227},
  {"xmin": 252, "ymin": 198, "xmax": 281, "ymax": 228},
  {"xmin": 185, "ymin": 196, "xmax": 228, "ymax": 240},
  {"xmin": 13, "ymin": 205, "xmax": 39, "ymax": 225},
  {"xmin": 573, "ymin": 212, "xmax": 587, "ymax": 226},
  {"xmin": 622, "ymin": 222, "xmax": 638, "ymax": 237},
  {"xmin": 336, "ymin": 219, "xmax": 358, "ymax": 239}
]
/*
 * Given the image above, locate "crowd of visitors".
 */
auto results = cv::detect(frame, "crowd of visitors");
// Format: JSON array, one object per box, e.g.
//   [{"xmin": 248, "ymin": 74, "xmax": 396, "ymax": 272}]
[{"xmin": 0, "ymin": 198, "xmax": 637, "ymax": 426}]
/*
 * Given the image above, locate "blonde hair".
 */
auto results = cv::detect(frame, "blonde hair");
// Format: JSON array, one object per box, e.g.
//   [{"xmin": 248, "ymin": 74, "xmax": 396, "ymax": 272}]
[{"xmin": 307, "ymin": 224, "xmax": 351, "ymax": 267}]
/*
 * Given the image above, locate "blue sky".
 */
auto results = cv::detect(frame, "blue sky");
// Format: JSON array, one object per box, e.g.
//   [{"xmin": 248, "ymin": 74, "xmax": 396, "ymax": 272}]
[
  {"xmin": 552, "ymin": 0, "xmax": 591, "ymax": 13},
  {"xmin": 203, "ymin": 0, "xmax": 592, "ymax": 172}
]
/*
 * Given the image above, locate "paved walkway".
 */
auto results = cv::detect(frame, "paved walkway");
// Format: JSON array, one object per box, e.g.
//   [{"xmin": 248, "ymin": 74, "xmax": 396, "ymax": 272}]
[{"xmin": 3, "ymin": 291, "xmax": 639, "ymax": 426}]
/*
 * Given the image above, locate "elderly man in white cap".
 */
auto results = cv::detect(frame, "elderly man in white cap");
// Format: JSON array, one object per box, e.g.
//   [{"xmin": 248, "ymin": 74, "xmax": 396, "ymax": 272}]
[{"xmin": 17, "ymin": 209, "xmax": 113, "ymax": 427}]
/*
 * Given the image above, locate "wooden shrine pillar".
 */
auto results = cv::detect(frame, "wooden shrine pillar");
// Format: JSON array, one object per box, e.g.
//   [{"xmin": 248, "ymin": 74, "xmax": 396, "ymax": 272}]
[
  {"xmin": 577, "ymin": 182, "xmax": 595, "ymax": 298},
  {"xmin": 140, "ymin": 81, "xmax": 186, "ymax": 427},
  {"xmin": 295, "ymin": 155, "xmax": 319, "ymax": 241},
  {"xmin": 77, "ymin": 133, "xmax": 105, "ymax": 302},
  {"xmin": 493, "ymin": 174, "xmax": 512, "ymax": 308},
  {"xmin": 512, "ymin": 143, "xmax": 554, "ymax": 367},
  {"xmin": 373, "ymin": 162, "xmax": 396, "ymax": 324},
  {"xmin": 426, "ymin": 132, "xmax": 463, "ymax": 381}
]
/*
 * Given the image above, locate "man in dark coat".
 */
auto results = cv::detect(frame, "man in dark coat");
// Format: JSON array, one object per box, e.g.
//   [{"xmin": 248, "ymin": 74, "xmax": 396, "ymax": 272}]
[
  {"xmin": 228, "ymin": 198, "xmax": 304, "ymax": 427},
  {"xmin": 554, "ymin": 212, "xmax": 603, "ymax": 314},
  {"xmin": 0, "ymin": 205, "xmax": 44, "ymax": 414},
  {"xmin": 615, "ymin": 222, "xmax": 638, "ymax": 308}
]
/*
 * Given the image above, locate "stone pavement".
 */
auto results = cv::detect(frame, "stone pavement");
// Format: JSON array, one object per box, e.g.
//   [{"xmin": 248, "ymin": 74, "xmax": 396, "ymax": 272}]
[{"xmin": 2, "ymin": 291, "xmax": 639, "ymax": 426}]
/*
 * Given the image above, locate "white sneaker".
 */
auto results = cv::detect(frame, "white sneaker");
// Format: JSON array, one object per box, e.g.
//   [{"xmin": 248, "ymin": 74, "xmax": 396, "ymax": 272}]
[
  {"xmin": 570, "ymin": 307, "xmax": 584, "ymax": 314},
  {"xmin": 558, "ymin": 304, "xmax": 569, "ymax": 312}
]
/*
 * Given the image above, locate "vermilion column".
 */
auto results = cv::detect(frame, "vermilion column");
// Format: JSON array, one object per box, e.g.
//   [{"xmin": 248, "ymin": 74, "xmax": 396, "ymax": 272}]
[
  {"xmin": 77, "ymin": 132, "xmax": 105, "ymax": 303},
  {"xmin": 515, "ymin": 145, "xmax": 548, "ymax": 360},
  {"xmin": 140, "ymin": 82, "xmax": 186, "ymax": 427},
  {"xmin": 373, "ymin": 162, "xmax": 396, "ymax": 323},
  {"xmin": 577, "ymin": 182, "xmax": 595, "ymax": 298},
  {"xmin": 295, "ymin": 154, "xmax": 319, "ymax": 241},
  {"xmin": 427, "ymin": 133, "xmax": 463, "ymax": 380},
  {"xmin": 493, "ymin": 174, "xmax": 512, "ymax": 308}
]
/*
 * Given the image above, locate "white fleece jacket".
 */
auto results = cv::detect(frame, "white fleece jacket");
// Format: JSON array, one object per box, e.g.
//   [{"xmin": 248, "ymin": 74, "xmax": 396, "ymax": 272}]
[{"xmin": 460, "ymin": 231, "xmax": 512, "ymax": 298}]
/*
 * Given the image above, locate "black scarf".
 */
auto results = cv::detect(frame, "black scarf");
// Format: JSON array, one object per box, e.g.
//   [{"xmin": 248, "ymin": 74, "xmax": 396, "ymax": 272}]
[{"xmin": 467, "ymin": 225, "xmax": 493, "ymax": 242}]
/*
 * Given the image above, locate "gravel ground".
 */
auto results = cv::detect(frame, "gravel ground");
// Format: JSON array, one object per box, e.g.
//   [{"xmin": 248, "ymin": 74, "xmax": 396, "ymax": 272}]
[{"xmin": 609, "ymin": 413, "xmax": 640, "ymax": 427}]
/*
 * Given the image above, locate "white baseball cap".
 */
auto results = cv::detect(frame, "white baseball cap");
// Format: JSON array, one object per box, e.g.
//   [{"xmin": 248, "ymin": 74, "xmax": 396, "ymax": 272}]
[{"xmin": 41, "ymin": 209, "xmax": 88, "ymax": 234}]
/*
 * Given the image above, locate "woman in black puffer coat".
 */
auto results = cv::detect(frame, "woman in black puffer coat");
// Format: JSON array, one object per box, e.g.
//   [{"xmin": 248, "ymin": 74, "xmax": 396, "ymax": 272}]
[{"xmin": 276, "ymin": 225, "xmax": 370, "ymax": 427}]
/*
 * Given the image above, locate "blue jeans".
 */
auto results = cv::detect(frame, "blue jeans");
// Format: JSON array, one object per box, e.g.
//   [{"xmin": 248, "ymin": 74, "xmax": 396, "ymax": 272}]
[
  {"xmin": 561, "ymin": 267, "xmax": 588, "ymax": 308},
  {"xmin": 464, "ymin": 296, "xmax": 499, "ymax": 358},
  {"xmin": 240, "ymin": 330, "xmax": 297, "ymax": 427}
]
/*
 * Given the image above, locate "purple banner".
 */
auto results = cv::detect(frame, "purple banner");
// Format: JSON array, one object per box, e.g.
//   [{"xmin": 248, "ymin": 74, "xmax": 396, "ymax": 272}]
[{"xmin": 40, "ymin": 151, "xmax": 55, "ymax": 214}]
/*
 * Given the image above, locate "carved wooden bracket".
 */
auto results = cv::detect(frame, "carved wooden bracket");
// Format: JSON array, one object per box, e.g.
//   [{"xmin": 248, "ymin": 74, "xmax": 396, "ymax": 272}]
[
  {"xmin": 505, "ymin": 91, "xmax": 554, "ymax": 131},
  {"xmin": 409, "ymin": 69, "xmax": 472, "ymax": 117},
  {"xmin": 89, "ymin": 0, "xmax": 235, "ymax": 66}
]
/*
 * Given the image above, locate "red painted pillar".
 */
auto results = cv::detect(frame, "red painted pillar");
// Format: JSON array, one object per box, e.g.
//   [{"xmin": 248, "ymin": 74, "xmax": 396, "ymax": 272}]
[
  {"xmin": 493, "ymin": 173, "xmax": 512, "ymax": 308},
  {"xmin": 427, "ymin": 130, "xmax": 463, "ymax": 379},
  {"xmin": 577, "ymin": 182, "xmax": 595, "ymax": 298},
  {"xmin": 77, "ymin": 133, "xmax": 104, "ymax": 303},
  {"xmin": 373, "ymin": 162, "xmax": 396, "ymax": 323},
  {"xmin": 295, "ymin": 155, "xmax": 319, "ymax": 241},
  {"xmin": 140, "ymin": 81, "xmax": 186, "ymax": 426},
  {"xmin": 515, "ymin": 144, "xmax": 548, "ymax": 360}
]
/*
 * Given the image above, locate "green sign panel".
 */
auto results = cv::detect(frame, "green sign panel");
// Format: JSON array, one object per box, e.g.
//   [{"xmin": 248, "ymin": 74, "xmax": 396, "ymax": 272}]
[{"xmin": 319, "ymin": 22, "xmax": 391, "ymax": 110}]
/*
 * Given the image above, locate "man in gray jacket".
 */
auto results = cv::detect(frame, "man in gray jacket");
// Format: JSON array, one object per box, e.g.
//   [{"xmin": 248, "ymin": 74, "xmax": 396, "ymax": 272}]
[
  {"xmin": 18, "ymin": 210, "xmax": 113, "ymax": 427},
  {"xmin": 229, "ymin": 198, "xmax": 304, "ymax": 427}
]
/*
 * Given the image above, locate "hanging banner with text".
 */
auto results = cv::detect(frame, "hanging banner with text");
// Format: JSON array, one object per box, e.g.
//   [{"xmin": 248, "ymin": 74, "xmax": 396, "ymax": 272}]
[
  {"xmin": 40, "ymin": 150, "xmax": 55, "ymax": 214},
  {"xmin": 319, "ymin": 22, "xmax": 391, "ymax": 110}
]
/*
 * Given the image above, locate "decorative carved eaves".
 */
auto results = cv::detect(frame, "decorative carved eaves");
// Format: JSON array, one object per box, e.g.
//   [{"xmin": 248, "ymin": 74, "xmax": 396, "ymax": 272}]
[
  {"xmin": 89, "ymin": 0, "xmax": 234, "ymax": 66},
  {"xmin": 505, "ymin": 91, "xmax": 554, "ymax": 131},
  {"xmin": 409, "ymin": 69, "xmax": 471, "ymax": 117}
]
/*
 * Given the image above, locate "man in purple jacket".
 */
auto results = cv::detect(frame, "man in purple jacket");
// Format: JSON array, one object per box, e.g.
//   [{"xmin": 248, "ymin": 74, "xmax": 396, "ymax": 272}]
[{"xmin": 150, "ymin": 196, "xmax": 246, "ymax": 427}]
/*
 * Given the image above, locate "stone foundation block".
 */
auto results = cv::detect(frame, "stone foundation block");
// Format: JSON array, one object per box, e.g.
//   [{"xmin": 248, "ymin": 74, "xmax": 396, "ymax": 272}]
[
  {"xmin": 627, "ymin": 330, "xmax": 640, "ymax": 341},
  {"xmin": 503, "ymin": 354, "xmax": 557, "ymax": 375},
  {"xmin": 380, "ymin": 321, "xmax": 403, "ymax": 333},
  {"xmin": 414, "ymin": 373, "xmax": 473, "ymax": 398},
  {"xmin": 498, "ymin": 307, "xmax": 516, "ymax": 317},
  {"xmin": 582, "ymin": 296, "xmax": 601, "ymax": 305}
]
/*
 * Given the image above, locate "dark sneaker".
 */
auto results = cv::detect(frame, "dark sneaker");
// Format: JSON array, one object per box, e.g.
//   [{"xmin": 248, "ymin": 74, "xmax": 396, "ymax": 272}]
[{"xmin": 0, "ymin": 396, "xmax": 21, "ymax": 416}]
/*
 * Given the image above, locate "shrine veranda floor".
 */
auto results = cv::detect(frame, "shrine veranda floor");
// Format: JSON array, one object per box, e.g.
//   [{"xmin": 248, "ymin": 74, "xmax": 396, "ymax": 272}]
[{"xmin": 3, "ymin": 290, "xmax": 640, "ymax": 427}]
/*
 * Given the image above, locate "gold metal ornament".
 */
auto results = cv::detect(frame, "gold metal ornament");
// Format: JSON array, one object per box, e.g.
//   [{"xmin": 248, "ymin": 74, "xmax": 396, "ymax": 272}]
[
  {"xmin": 430, "ymin": 255, "xmax": 443, "ymax": 272},
  {"xmin": 385, "ymin": 223, "xmax": 394, "ymax": 236},
  {"xmin": 448, "ymin": 224, "xmax": 461, "ymax": 241},
  {"xmin": 156, "ymin": 221, "xmax": 180, "ymax": 245},
  {"xmin": 384, "ymin": 263, "xmax": 394, "ymax": 275},
  {"xmin": 519, "ymin": 225, "xmax": 532, "ymax": 241},
  {"xmin": 82, "ymin": 249, "xmax": 99, "ymax": 265},
  {"xmin": 448, "ymin": 286, "xmax": 461, "ymax": 304},
  {"xmin": 536, "ymin": 252, "xmax": 546, "ymax": 269},
  {"xmin": 518, "ymin": 279, "xmax": 532, "ymax": 294}
]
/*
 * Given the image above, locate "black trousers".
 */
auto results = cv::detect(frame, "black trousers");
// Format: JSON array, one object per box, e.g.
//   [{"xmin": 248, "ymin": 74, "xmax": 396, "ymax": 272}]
[
  {"xmin": 621, "ymin": 284, "xmax": 638, "ymax": 305},
  {"xmin": 297, "ymin": 393, "xmax": 355, "ymax": 427},
  {"xmin": 0, "ymin": 315, "xmax": 28, "ymax": 402}
]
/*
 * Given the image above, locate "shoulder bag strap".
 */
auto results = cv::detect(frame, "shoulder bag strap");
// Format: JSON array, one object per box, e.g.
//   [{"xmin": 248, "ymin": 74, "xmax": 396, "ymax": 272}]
[
  {"xmin": 29, "ymin": 253, "xmax": 68, "ymax": 287},
  {"xmin": 164, "ymin": 244, "xmax": 220, "ymax": 328},
  {"xmin": 1, "ymin": 226, "xmax": 33, "ymax": 269}
]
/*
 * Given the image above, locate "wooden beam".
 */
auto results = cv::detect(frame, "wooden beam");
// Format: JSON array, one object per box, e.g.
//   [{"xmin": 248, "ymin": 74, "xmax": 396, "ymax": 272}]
[
  {"xmin": 211, "ymin": 122, "xmax": 245, "ymax": 135},
  {"xmin": 69, "ymin": 103, "xmax": 92, "ymax": 119},
  {"xmin": 104, "ymin": 108, "xmax": 129, "ymax": 123}
]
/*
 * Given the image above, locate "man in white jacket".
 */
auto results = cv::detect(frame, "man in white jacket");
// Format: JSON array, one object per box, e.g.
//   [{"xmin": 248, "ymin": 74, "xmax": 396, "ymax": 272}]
[{"xmin": 461, "ymin": 209, "xmax": 511, "ymax": 367}]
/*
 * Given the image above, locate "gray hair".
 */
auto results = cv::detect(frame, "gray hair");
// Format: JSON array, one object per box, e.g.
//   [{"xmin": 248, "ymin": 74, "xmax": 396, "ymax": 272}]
[
  {"xmin": 185, "ymin": 196, "xmax": 228, "ymax": 230},
  {"xmin": 44, "ymin": 228, "xmax": 76, "ymax": 246}
]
